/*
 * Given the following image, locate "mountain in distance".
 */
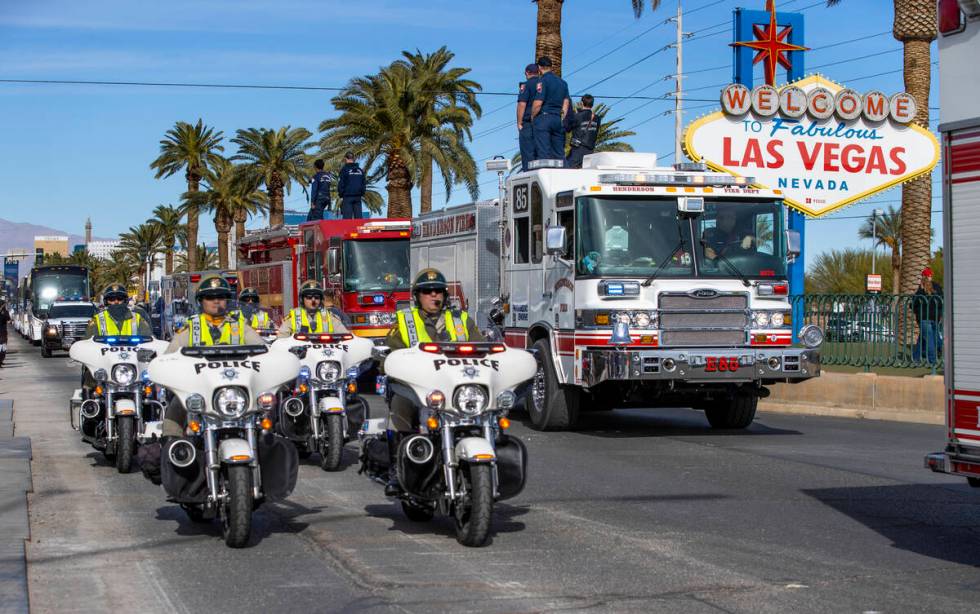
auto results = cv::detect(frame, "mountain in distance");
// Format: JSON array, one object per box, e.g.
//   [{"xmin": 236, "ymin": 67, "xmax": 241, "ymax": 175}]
[{"xmin": 0, "ymin": 217, "xmax": 111, "ymax": 274}]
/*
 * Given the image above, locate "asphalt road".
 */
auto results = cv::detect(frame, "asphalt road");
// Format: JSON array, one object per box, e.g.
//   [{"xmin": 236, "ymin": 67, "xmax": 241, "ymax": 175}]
[{"xmin": 3, "ymin": 332, "xmax": 980, "ymax": 613}]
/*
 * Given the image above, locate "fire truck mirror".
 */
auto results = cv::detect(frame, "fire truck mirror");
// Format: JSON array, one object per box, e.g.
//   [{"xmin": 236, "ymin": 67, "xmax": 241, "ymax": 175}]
[
  {"xmin": 327, "ymin": 248, "xmax": 340, "ymax": 275},
  {"xmin": 545, "ymin": 225, "xmax": 567, "ymax": 257},
  {"xmin": 786, "ymin": 230, "xmax": 801, "ymax": 261}
]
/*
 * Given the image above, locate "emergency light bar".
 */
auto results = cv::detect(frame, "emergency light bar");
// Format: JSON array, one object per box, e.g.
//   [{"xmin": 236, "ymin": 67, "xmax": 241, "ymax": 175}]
[
  {"xmin": 355, "ymin": 221, "xmax": 412, "ymax": 233},
  {"xmin": 93, "ymin": 335, "xmax": 154, "ymax": 345},
  {"xmin": 419, "ymin": 342, "xmax": 507, "ymax": 357},
  {"xmin": 527, "ymin": 159, "xmax": 565, "ymax": 170},
  {"xmin": 597, "ymin": 173, "xmax": 755, "ymax": 187},
  {"xmin": 294, "ymin": 333, "xmax": 354, "ymax": 343},
  {"xmin": 599, "ymin": 280, "xmax": 641, "ymax": 297}
]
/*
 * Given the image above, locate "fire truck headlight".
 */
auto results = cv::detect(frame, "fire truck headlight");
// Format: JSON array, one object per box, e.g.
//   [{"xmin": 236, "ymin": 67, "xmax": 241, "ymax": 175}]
[
  {"xmin": 633, "ymin": 312, "xmax": 651, "ymax": 328},
  {"xmin": 614, "ymin": 312, "xmax": 631, "ymax": 325},
  {"xmin": 753, "ymin": 311, "xmax": 771, "ymax": 327},
  {"xmin": 770, "ymin": 312, "xmax": 785, "ymax": 327}
]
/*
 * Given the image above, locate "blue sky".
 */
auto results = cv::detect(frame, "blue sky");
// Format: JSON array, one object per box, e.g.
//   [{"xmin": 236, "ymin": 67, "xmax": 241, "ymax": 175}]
[{"xmin": 0, "ymin": 0, "xmax": 939, "ymax": 268}]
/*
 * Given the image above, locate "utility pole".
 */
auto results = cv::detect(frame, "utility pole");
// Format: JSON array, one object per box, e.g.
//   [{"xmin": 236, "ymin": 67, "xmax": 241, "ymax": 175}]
[{"xmin": 668, "ymin": 1, "xmax": 690, "ymax": 162}]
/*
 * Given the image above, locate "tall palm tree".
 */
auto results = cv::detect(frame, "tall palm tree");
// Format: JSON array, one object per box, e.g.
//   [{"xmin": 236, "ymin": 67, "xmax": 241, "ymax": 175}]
[
  {"xmin": 149, "ymin": 204, "xmax": 184, "ymax": 275},
  {"xmin": 176, "ymin": 245, "xmax": 219, "ymax": 273},
  {"xmin": 231, "ymin": 127, "xmax": 313, "ymax": 228},
  {"xmin": 805, "ymin": 248, "xmax": 892, "ymax": 295},
  {"xmin": 828, "ymin": 0, "xmax": 936, "ymax": 295},
  {"xmin": 396, "ymin": 47, "xmax": 483, "ymax": 213},
  {"xmin": 858, "ymin": 205, "xmax": 903, "ymax": 294},
  {"xmin": 534, "ymin": 1, "xmax": 662, "ymax": 75},
  {"xmin": 511, "ymin": 103, "xmax": 636, "ymax": 169},
  {"xmin": 118, "ymin": 223, "xmax": 165, "ymax": 300},
  {"xmin": 182, "ymin": 158, "xmax": 267, "ymax": 269},
  {"xmin": 150, "ymin": 120, "xmax": 225, "ymax": 268},
  {"xmin": 320, "ymin": 67, "xmax": 418, "ymax": 217}
]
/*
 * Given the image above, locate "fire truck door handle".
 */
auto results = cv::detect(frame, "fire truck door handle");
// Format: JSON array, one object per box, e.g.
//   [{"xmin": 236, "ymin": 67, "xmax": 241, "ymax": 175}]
[{"xmin": 543, "ymin": 292, "xmax": 553, "ymax": 300}]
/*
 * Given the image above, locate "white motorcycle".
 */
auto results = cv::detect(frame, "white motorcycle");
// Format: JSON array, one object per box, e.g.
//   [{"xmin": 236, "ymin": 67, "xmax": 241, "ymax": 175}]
[
  {"xmin": 148, "ymin": 344, "xmax": 301, "ymax": 548},
  {"xmin": 271, "ymin": 332, "xmax": 373, "ymax": 471},
  {"xmin": 69, "ymin": 335, "xmax": 169, "ymax": 473},
  {"xmin": 362, "ymin": 341, "xmax": 535, "ymax": 547}
]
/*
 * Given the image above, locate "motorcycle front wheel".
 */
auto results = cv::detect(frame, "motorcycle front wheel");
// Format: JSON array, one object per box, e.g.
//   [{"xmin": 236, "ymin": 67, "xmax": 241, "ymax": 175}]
[
  {"xmin": 115, "ymin": 416, "xmax": 135, "ymax": 473},
  {"xmin": 454, "ymin": 463, "xmax": 493, "ymax": 547},
  {"xmin": 319, "ymin": 414, "xmax": 344, "ymax": 472},
  {"xmin": 221, "ymin": 465, "xmax": 253, "ymax": 548}
]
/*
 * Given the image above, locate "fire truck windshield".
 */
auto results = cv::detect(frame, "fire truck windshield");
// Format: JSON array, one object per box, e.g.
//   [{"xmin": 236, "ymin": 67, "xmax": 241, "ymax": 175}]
[
  {"xmin": 343, "ymin": 239, "xmax": 410, "ymax": 292},
  {"xmin": 576, "ymin": 197, "xmax": 787, "ymax": 279}
]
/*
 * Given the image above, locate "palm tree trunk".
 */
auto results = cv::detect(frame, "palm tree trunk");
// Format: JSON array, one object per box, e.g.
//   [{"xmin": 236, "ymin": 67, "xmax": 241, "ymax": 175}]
[
  {"xmin": 897, "ymin": 37, "xmax": 933, "ymax": 297},
  {"xmin": 269, "ymin": 172, "xmax": 285, "ymax": 227},
  {"xmin": 890, "ymin": 247, "xmax": 901, "ymax": 295},
  {"xmin": 185, "ymin": 174, "xmax": 200, "ymax": 270},
  {"xmin": 535, "ymin": 0, "xmax": 564, "ymax": 75},
  {"xmin": 420, "ymin": 155, "xmax": 433, "ymax": 214},
  {"xmin": 164, "ymin": 243, "xmax": 174, "ymax": 276},
  {"xmin": 216, "ymin": 231, "xmax": 229, "ymax": 269},
  {"xmin": 386, "ymin": 155, "xmax": 413, "ymax": 218}
]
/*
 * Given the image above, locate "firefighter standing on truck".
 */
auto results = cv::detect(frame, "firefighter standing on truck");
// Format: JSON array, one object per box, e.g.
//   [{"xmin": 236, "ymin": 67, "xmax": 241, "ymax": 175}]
[
  {"xmin": 277, "ymin": 280, "xmax": 350, "ymax": 337},
  {"xmin": 564, "ymin": 94, "xmax": 600, "ymax": 169},
  {"xmin": 517, "ymin": 63, "xmax": 540, "ymax": 171},
  {"xmin": 530, "ymin": 56, "xmax": 571, "ymax": 161},
  {"xmin": 381, "ymin": 268, "xmax": 484, "ymax": 495}
]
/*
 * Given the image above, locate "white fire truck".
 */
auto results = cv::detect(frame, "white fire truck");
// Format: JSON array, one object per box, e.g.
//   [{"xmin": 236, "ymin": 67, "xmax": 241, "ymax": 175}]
[
  {"xmin": 412, "ymin": 152, "xmax": 822, "ymax": 431},
  {"xmin": 925, "ymin": 0, "xmax": 980, "ymax": 483}
]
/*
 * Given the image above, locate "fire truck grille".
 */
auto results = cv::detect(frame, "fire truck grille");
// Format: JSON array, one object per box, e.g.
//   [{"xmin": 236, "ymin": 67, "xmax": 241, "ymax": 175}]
[{"xmin": 658, "ymin": 293, "xmax": 748, "ymax": 347}]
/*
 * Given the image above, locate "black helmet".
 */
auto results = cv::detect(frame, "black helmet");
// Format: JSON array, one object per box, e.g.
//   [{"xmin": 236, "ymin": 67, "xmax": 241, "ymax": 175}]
[
  {"xmin": 239, "ymin": 287, "xmax": 260, "ymax": 302},
  {"xmin": 102, "ymin": 283, "xmax": 128, "ymax": 302},
  {"xmin": 412, "ymin": 268, "xmax": 448, "ymax": 294},
  {"xmin": 195, "ymin": 275, "xmax": 233, "ymax": 302},
  {"xmin": 299, "ymin": 280, "xmax": 325, "ymax": 300}
]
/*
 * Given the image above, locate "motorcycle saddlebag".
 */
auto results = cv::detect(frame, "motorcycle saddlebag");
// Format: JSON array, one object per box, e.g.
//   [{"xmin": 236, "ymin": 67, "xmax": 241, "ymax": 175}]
[
  {"xmin": 161, "ymin": 438, "xmax": 208, "ymax": 504},
  {"xmin": 495, "ymin": 434, "xmax": 528, "ymax": 501},
  {"xmin": 259, "ymin": 434, "xmax": 299, "ymax": 501},
  {"xmin": 345, "ymin": 398, "xmax": 367, "ymax": 439}
]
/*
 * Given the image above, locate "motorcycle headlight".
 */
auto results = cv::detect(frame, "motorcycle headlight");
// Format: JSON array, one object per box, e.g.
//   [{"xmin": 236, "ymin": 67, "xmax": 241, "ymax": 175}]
[
  {"xmin": 112, "ymin": 364, "xmax": 137, "ymax": 386},
  {"xmin": 800, "ymin": 324, "xmax": 824, "ymax": 348},
  {"xmin": 495, "ymin": 390, "xmax": 516, "ymax": 410},
  {"xmin": 753, "ymin": 311, "xmax": 771, "ymax": 327},
  {"xmin": 213, "ymin": 387, "xmax": 249, "ymax": 418},
  {"xmin": 186, "ymin": 393, "xmax": 205, "ymax": 412},
  {"xmin": 94, "ymin": 368, "xmax": 108, "ymax": 382},
  {"xmin": 453, "ymin": 385, "xmax": 489, "ymax": 416},
  {"xmin": 316, "ymin": 361, "xmax": 342, "ymax": 382}
]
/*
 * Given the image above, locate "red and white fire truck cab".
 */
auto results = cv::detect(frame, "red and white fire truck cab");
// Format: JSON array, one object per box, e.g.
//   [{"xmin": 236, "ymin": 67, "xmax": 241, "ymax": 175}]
[
  {"xmin": 298, "ymin": 219, "xmax": 412, "ymax": 342},
  {"xmin": 925, "ymin": 1, "xmax": 980, "ymax": 483},
  {"xmin": 499, "ymin": 152, "xmax": 821, "ymax": 431}
]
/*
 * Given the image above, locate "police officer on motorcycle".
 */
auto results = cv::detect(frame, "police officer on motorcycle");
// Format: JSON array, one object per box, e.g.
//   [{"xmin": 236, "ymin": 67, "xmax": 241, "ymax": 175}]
[
  {"xmin": 162, "ymin": 275, "xmax": 265, "ymax": 436},
  {"xmin": 233, "ymin": 287, "xmax": 273, "ymax": 330},
  {"xmin": 381, "ymin": 268, "xmax": 484, "ymax": 495},
  {"xmin": 84, "ymin": 283, "xmax": 153, "ymax": 339},
  {"xmin": 277, "ymin": 280, "xmax": 350, "ymax": 337}
]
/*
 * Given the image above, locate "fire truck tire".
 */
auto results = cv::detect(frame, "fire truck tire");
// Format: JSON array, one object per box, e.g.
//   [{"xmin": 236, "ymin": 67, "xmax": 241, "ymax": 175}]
[
  {"xmin": 704, "ymin": 394, "xmax": 757, "ymax": 429},
  {"xmin": 968, "ymin": 477, "xmax": 980, "ymax": 488},
  {"xmin": 528, "ymin": 339, "xmax": 580, "ymax": 431}
]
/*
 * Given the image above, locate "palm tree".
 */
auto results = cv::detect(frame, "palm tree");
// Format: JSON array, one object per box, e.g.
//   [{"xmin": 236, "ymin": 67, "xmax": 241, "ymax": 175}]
[
  {"xmin": 396, "ymin": 47, "xmax": 482, "ymax": 213},
  {"xmin": 231, "ymin": 127, "xmax": 313, "ymax": 228},
  {"xmin": 858, "ymin": 205, "xmax": 903, "ymax": 294},
  {"xmin": 118, "ymin": 223, "xmax": 165, "ymax": 300},
  {"xmin": 535, "ymin": 1, "xmax": 662, "ymax": 75},
  {"xmin": 828, "ymin": 0, "xmax": 936, "ymax": 296},
  {"xmin": 176, "ymin": 244, "xmax": 219, "ymax": 273},
  {"xmin": 182, "ymin": 158, "xmax": 267, "ymax": 269},
  {"xmin": 805, "ymin": 248, "xmax": 892, "ymax": 294},
  {"xmin": 511, "ymin": 103, "xmax": 635, "ymax": 169},
  {"xmin": 149, "ymin": 204, "xmax": 184, "ymax": 275},
  {"xmin": 150, "ymin": 120, "xmax": 225, "ymax": 268},
  {"xmin": 320, "ymin": 67, "xmax": 418, "ymax": 217}
]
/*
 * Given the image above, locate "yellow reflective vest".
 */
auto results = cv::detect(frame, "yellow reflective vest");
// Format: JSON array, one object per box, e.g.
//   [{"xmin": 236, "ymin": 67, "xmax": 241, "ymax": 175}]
[{"xmin": 396, "ymin": 307, "xmax": 469, "ymax": 347}]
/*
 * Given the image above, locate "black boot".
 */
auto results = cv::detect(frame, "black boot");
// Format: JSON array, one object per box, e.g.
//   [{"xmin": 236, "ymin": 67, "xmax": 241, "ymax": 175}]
[{"xmin": 384, "ymin": 431, "xmax": 404, "ymax": 497}]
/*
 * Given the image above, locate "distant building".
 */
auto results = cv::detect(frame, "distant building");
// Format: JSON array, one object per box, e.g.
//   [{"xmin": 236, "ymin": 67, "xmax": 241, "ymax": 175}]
[
  {"xmin": 85, "ymin": 217, "xmax": 92, "ymax": 244},
  {"xmin": 34, "ymin": 235, "xmax": 69, "ymax": 260},
  {"xmin": 86, "ymin": 239, "xmax": 120, "ymax": 260}
]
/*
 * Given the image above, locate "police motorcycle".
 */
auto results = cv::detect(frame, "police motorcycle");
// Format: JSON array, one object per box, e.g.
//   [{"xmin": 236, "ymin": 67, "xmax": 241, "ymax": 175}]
[
  {"xmin": 148, "ymin": 343, "xmax": 301, "ymax": 547},
  {"xmin": 270, "ymin": 331, "xmax": 373, "ymax": 471},
  {"xmin": 234, "ymin": 287, "xmax": 278, "ymax": 344},
  {"xmin": 362, "ymin": 340, "xmax": 535, "ymax": 547},
  {"xmin": 69, "ymin": 335, "xmax": 169, "ymax": 473}
]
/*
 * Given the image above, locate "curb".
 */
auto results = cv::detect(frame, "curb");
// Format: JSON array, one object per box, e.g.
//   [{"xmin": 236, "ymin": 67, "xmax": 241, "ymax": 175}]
[
  {"xmin": 759, "ymin": 399, "xmax": 943, "ymax": 425},
  {"xmin": 0, "ymin": 399, "xmax": 32, "ymax": 614}
]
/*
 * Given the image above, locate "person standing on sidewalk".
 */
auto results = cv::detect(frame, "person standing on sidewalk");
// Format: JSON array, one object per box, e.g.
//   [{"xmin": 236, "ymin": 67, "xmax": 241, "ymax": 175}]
[
  {"xmin": 309, "ymin": 159, "xmax": 332, "ymax": 221},
  {"xmin": 0, "ymin": 297, "xmax": 9, "ymax": 367},
  {"xmin": 912, "ymin": 267, "xmax": 943, "ymax": 364},
  {"xmin": 337, "ymin": 152, "xmax": 366, "ymax": 219}
]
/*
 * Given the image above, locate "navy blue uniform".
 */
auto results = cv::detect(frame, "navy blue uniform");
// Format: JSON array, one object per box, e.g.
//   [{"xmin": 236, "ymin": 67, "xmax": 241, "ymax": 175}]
[
  {"xmin": 517, "ymin": 77, "xmax": 539, "ymax": 171},
  {"xmin": 309, "ymin": 171, "xmax": 331, "ymax": 220},
  {"xmin": 532, "ymin": 72, "xmax": 570, "ymax": 160},
  {"xmin": 337, "ymin": 162, "xmax": 366, "ymax": 219},
  {"xmin": 563, "ymin": 108, "xmax": 600, "ymax": 169}
]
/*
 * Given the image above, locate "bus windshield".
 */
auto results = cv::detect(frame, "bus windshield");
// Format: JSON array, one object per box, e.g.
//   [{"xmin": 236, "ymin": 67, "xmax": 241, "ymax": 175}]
[
  {"xmin": 343, "ymin": 239, "xmax": 410, "ymax": 292},
  {"xmin": 32, "ymin": 270, "xmax": 90, "ymax": 312}
]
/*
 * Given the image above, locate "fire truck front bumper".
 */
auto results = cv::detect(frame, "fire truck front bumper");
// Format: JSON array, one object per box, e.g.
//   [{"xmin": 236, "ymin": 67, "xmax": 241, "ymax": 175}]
[{"xmin": 579, "ymin": 347, "xmax": 820, "ymax": 387}]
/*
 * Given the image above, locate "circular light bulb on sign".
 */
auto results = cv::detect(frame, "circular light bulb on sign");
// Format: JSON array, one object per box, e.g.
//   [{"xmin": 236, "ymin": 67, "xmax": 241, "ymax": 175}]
[
  {"xmin": 778, "ymin": 86, "xmax": 807, "ymax": 118},
  {"xmin": 751, "ymin": 85, "xmax": 779, "ymax": 117},
  {"xmin": 889, "ymin": 92, "xmax": 917, "ymax": 123},
  {"xmin": 720, "ymin": 83, "xmax": 751, "ymax": 115},
  {"xmin": 835, "ymin": 89, "xmax": 863, "ymax": 121},
  {"xmin": 862, "ymin": 91, "xmax": 890, "ymax": 122},
  {"xmin": 807, "ymin": 87, "xmax": 835, "ymax": 120}
]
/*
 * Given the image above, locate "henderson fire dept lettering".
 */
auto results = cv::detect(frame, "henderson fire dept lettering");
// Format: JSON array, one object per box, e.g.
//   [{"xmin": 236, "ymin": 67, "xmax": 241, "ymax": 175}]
[
  {"xmin": 683, "ymin": 75, "xmax": 940, "ymax": 217},
  {"xmin": 411, "ymin": 212, "xmax": 477, "ymax": 239}
]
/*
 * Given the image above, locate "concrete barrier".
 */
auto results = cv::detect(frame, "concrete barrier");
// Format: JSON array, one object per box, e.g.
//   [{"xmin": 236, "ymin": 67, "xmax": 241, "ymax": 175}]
[{"xmin": 760, "ymin": 372, "xmax": 944, "ymax": 425}]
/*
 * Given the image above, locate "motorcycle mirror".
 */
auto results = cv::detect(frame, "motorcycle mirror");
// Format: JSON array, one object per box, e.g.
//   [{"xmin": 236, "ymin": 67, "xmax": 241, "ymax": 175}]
[
  {"xmin": 371, "ymin": 346, "xmax": 391, "ymax": 361},
  {"xmin": 136, "ymin": 349, "xmax": 157, "ymax": 363},
  {"xmin": 288, "ymin": 346, "xmax": 308, "ymax": 359}
]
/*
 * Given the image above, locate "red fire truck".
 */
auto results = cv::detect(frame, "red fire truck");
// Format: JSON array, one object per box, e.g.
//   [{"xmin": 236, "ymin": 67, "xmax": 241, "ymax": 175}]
[
  {"xmin": 237, "ymin": 226, "xmax": 300, "ymax": 323},
  {"xmin": 925, "ymin": 0, "xmax": 980, "ymax": 483},
  {"xmin": 298, "ymin": 219, "xmax": 412, "ymax": 342}
]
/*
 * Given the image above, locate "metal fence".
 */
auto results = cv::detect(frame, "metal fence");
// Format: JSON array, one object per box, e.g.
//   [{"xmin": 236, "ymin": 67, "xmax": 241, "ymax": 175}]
[{"xmin": 794, "ymin": 293, "xmax": 944, "ymax": 373}]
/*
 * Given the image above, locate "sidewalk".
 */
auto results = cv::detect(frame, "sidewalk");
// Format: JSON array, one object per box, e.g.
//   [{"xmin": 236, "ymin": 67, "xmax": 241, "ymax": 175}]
[{"xmin": 0, "ymin": 396, "xmax": 32, "ymax": 613}]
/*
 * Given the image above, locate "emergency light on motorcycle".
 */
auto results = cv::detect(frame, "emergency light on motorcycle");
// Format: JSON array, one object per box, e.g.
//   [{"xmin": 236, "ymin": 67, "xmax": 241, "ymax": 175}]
[
  {"xmin": 294, "ymin": 333, "xmax": 354, "ymax": 343},
  {"xmin": 420, "ymin": 343, "xmax": 507, "ymax": 357},
  {"xmin": 298, "ymin": 366, "xmax": 311, "ymax": 382}
]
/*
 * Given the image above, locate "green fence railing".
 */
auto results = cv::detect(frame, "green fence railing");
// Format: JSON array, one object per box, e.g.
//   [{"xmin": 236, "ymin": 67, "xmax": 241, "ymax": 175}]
[{"xmin": 793, "ymin": 293, "xmax": 944, "ymax": 373}]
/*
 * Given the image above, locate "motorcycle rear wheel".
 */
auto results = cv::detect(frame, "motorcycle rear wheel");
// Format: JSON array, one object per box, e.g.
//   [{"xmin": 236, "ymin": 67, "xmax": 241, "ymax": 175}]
[
  {"xmin": 319, "ymin": 414, "xmax": 344, "ymax": 472},
  {"xmin": 115, "ymin": 416, "xmax": 135, "ymax": 473},
  {"xmin": 221, "ymin": 465, "xmax": 253, "ymax": 548},
  {"xmin": 454, "ymin": 463, "xmax": 493, "ymax": 547}
]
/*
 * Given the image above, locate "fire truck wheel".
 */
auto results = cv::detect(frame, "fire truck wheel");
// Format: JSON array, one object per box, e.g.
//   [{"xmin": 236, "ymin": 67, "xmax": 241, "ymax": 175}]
[
  {"xmin": 968, "ymin": 477, "xmax": 980, "ymax": 488},
  {"xmin": 528, "ymin": 339, "xmax": 580, "ymax": 431},
  {"xmin": 704, "ymin": 393, "xmax": 757, "ymax": 429}
]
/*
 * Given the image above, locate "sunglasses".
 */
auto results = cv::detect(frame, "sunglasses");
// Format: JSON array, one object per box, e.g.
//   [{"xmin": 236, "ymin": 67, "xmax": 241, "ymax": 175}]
[
  {"xmin": 106, "ymin": 298, "xmax": 126, "ymax": 304},
  {"xmin": 419, "ymin": 289, "xmax": 444, "ymax": 295},
  {"xmin": 241, "ymin": 297, "xmax": 259, "ymax": 303}
]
